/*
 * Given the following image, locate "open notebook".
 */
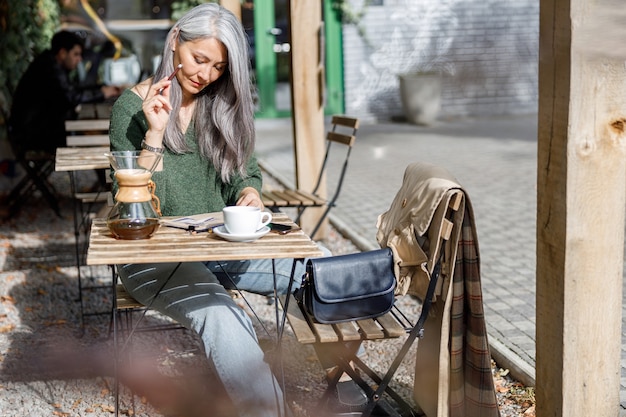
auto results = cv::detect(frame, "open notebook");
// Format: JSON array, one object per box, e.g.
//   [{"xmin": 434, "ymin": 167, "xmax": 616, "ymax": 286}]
[{"xmin": 160, "ymin": 212, "xmax": 224, "ymax": 232}]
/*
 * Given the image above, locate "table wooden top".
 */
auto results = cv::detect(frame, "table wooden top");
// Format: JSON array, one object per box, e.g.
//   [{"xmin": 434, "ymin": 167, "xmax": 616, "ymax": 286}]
[
  {"xmin": 55, "ymin": 146, "xmax": 110, "ymax": 172},
  {"xmin": 86, "ymin": 212, "xmax": 324, "ymax": 265}
]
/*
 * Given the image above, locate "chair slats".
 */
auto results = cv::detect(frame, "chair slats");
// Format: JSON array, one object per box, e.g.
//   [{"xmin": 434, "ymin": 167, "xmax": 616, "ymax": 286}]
[
  {"xmin": 356, "ymin": 318, "xmax": 385, "ymax": 339},
  {"xmin": 280, "ymin": 294, "xmax": 406, "ymax": 345},
  {"xmin": 282, "ymin": 189, "xmax": 325, "ymax": 206},
  {"xmin": 441, "ymin": 218, "xmax": 453, "ymax": 241},
  {"xmin": 264, "ymin": 189, "xmax": 303, "ymax": 206},
  {"xmin": 280, "ymin": 295, "xmax": 317, "ymax": 343},
  {"xmin": 116, "ymin": 284, "xmax": 144, "ymax": 310},
  {"xmin": 261, "ymin": 190, "xmax": 290, "ymax": 207},
  {"xmin": 376, "ymin": 312, "xmax": 406, "ymax": 338},
  {"xmin": 74, "ymin": 192, "xmax": 111, "ymax": 203},
  {"xmin": 311, "ymin": 319, "xmax": 342, "ymax": 343},
  {"xmin": 65, "ymin": 119, "xmax": 110, "ymax": 132},
  {"xmin": 327, "ymin": 131, "xmax": 355, "ymax": 146},
  {"xmin": 289, "ymin": 189, "xmax": 327, "ymax": 205},
  {"xmin": 66, "ymin": 134, "xmax": 110, "ymax": 147},
  {"xmin": 335, "ymin": 321, "xmax": 362, "ymax": 341},
  {"xmin": 331, "ymin": 115, "xmax": 360, "ymax": 129},
  {"xmin": 449, "ymin": 191, "xmax": 463, "ymax": 211},
  {"xmin": 65, "ymin": 118, "xmax": 110, "ymax": 148}
]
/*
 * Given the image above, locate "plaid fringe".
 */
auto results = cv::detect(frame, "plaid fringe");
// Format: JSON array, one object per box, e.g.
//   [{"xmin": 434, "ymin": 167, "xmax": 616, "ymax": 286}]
[{"xmin": 449, "ymin": 200, "xmax": 501, "ymax": 417}]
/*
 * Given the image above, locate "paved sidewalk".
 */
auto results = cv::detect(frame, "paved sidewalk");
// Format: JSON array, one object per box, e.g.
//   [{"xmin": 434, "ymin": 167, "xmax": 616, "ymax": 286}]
[{"xmin": 254, "ymin": 114, "xmax": 625, "ymax": 408}]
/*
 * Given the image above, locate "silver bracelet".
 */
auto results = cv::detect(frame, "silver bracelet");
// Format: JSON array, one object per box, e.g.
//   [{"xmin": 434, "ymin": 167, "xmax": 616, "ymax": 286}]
[{"xmin": 141, "ymin": 139, "xmax": 165, "ymax": 154}]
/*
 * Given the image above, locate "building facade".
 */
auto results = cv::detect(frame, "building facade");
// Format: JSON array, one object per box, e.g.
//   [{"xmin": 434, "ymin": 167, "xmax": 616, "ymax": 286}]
[{"xmin": 340, "ymin": 0, "xmax": 539, "ymax": 122}]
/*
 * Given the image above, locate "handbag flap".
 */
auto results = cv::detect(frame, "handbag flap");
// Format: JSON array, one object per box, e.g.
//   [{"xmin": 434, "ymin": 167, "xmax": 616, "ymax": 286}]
[{"xmin": 306, "ymin": 248, "xmax": 396, "ymax": 303}]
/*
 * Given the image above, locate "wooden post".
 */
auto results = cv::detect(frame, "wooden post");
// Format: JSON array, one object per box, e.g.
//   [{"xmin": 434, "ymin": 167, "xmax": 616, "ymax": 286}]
[
  {"xmin": 288, "ymin": 0, "xmax": 327, "ymax": 238},
  {"xmin": 536, "ymin": 0, "xmax": 626, "ymax": 416},
  {"xmin": 220, "ymin": 0, "xmax": 241, "ymax": 21}
]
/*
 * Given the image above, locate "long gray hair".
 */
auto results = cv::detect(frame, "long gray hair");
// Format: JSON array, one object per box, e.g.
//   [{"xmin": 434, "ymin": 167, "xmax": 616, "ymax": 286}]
[{"xmin": 154, "ymin": 3, "xmax": 255, "ymax": 183}]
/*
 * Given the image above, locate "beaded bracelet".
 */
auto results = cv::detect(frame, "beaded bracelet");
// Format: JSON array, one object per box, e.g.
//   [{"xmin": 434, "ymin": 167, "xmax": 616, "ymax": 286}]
[{"xmin": 141, "ymin": 139, "xmax": 165, "ymax": 154}]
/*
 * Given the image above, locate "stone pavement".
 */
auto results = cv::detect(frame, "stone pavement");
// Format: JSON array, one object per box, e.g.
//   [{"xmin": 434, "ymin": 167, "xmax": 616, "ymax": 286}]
[{"xmin": 254, "ymin": 114, "xmax": 625, "ymax": 409}]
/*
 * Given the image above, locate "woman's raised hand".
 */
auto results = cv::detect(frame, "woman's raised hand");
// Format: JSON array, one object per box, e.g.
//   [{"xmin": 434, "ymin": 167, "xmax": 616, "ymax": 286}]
[{"xmin": 142, "ymin": 77, "xmax": 174, "ymax": 134}]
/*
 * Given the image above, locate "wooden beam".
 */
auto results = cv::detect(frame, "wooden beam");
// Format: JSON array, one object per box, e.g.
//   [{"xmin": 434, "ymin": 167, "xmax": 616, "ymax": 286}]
[
  {"xmin": 288, "ymin": 0, "xmax": 327, "ymax": 238},
  {"xmin": 536, "ymin": 1, "xmax": 626, "ymax": 415}
]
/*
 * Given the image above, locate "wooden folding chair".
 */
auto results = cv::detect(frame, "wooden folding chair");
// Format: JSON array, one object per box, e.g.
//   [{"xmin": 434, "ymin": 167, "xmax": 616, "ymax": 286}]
[
  {"xmin": 262, "ymin": 115, "xmax": 359, "ymax": 239},
  {"xmin": 283, "ymin": 162, "xmax": 500, "ymax": 417},
  {"xmin": 283, "ymin": 191, "xmax": 463, "ymax": 416}
]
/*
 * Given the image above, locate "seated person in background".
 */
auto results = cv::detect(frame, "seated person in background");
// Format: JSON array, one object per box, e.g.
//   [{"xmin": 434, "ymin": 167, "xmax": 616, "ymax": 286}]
[{"xmin": 9, "ymin": 30, "xmax": 121, "ymax": 155}]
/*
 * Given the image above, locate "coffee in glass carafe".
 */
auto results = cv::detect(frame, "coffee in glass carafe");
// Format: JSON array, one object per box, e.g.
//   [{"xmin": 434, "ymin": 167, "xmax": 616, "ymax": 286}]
[{"xmin": 105, "ymin": 150, "xmax": 162, "ymax": 240}]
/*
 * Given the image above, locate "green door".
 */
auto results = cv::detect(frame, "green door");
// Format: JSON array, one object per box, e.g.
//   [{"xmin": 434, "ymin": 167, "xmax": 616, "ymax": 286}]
[{"xmin": 246, "ymin": 0, "xmax": 344, "ymax": 118}]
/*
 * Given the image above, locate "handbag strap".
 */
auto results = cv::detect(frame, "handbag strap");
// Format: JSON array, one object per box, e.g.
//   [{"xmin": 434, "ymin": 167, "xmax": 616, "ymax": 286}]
[{"xmin": 293, "ymin": 267, "xmax": 308, "ymax": 304}]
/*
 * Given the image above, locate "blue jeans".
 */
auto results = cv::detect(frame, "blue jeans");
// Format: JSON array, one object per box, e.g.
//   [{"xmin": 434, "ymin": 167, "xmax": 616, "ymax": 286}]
[{"xmin": 117, "ymin": 251, "xmax": 328, "ymax": 417}]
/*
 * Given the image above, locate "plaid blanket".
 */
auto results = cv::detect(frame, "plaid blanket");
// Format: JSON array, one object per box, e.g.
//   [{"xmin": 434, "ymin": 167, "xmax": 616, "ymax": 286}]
[
  {"xmin": 447, "ymin": 197, "xmax": 500, "ymax": 417},
  {"xmin": 410, "ymin": 194, "xmax": 500, "ymax": 417}
]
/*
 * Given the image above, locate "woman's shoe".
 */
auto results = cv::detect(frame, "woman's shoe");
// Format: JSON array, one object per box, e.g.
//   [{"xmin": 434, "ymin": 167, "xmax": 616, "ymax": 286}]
[{"xmin": 335, "ymin": 380, "xmax": 368, "ymax": 409}]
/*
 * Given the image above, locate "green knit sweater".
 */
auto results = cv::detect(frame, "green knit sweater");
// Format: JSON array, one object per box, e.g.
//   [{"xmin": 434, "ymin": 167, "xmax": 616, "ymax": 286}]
[{"xmin": 109, "ymin": 89, "xmax": 262, "ymax": 216}]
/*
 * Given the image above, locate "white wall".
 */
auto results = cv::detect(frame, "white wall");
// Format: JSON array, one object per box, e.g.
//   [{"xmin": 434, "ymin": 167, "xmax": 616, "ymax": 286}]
[{"xmin": 341, "ymin": 0, "xmax": 539, "ymax": 121}]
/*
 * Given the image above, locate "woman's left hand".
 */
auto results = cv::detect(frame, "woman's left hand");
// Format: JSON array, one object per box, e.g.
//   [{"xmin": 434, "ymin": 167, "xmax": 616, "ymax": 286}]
[{"xmin": 237, "ymin": 187, "xmax": 264, "ymax": 209}]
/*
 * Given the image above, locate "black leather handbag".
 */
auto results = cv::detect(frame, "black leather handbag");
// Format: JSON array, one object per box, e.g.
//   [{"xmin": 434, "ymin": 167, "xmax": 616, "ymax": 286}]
[{"xmin": 297, "ymin": 248, "xmax": 396, "ymax": 324}]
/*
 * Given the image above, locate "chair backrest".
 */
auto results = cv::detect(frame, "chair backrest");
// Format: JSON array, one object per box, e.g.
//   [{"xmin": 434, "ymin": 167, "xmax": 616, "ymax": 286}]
[
  {"xmin": 65, "ymin": 119, "xmax": 110, "ymax": 147},
  {"xmin": 310, "ymin": 115, "xmax": 359, "ymax": 200}
]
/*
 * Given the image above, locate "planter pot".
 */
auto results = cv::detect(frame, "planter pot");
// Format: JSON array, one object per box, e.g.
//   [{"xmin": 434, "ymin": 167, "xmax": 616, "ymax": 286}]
[{"xmin": 399, "ymin": 72, "xmax": 442, "ymax": 126}]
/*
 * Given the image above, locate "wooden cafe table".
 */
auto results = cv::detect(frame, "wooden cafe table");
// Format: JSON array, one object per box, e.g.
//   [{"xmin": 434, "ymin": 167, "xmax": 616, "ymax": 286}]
[
  {"xmin": 86, "ymin": 211, "xmax": 324, "ymax": 341},
  {"xmin": 87, "ymin": 211, "xmax": 323, "ymax": 414},
  {"xmin": 86, "ymin": 212, "xmax": 323, "ymax": 265},
  {"xmin": 54, "ymin": 146, "xmax": 110, "ymax": 208},
  {"xmin": 54, "ymin": 146, "xmax": 110, "ymax": 172}
]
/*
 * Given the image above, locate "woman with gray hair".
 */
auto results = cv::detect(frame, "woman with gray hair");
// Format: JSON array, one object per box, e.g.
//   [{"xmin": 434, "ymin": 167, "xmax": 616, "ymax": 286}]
[{"xmin": 109, "ymin": 3, "xmax": 308, "ymax": 416}]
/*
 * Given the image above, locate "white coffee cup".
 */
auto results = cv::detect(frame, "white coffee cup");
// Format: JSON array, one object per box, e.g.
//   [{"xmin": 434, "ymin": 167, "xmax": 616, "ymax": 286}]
[{"xmin": 222, "ymin": 206, "xmax": 272, "ymax": 235}]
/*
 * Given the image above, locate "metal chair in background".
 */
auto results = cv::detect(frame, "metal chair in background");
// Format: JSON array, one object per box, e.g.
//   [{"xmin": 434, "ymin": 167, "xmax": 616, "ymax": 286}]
[
  {"xmin": 1, "ymin": 130, "xmax": 60, "ymax": 219},
  {"xmin": 261, "ymin": 115, "xmax": 359, "ymax": 239}
]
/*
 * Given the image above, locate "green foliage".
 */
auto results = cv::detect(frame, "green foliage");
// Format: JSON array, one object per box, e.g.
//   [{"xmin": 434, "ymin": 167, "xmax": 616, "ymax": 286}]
[
  {"xmin": 0, "ymin": 0, "xmax": 60, "ymax": 124},
  {"xmin": 170, "ymin": 0, "xmax": 217, "ymax": 22},
  {"xmin": 331, "ymin": 0, "xmax": 368, "ymax": 25},
  {"xmin": 331, "ymin": 0, "xmax": 372, "ymax": 39}
]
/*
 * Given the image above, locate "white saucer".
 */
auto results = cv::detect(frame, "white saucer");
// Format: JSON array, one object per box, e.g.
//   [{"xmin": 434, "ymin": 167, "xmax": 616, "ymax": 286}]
[{"xmin": 213, "ymin": 225, "xmax": 270, "ymax": 242}]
